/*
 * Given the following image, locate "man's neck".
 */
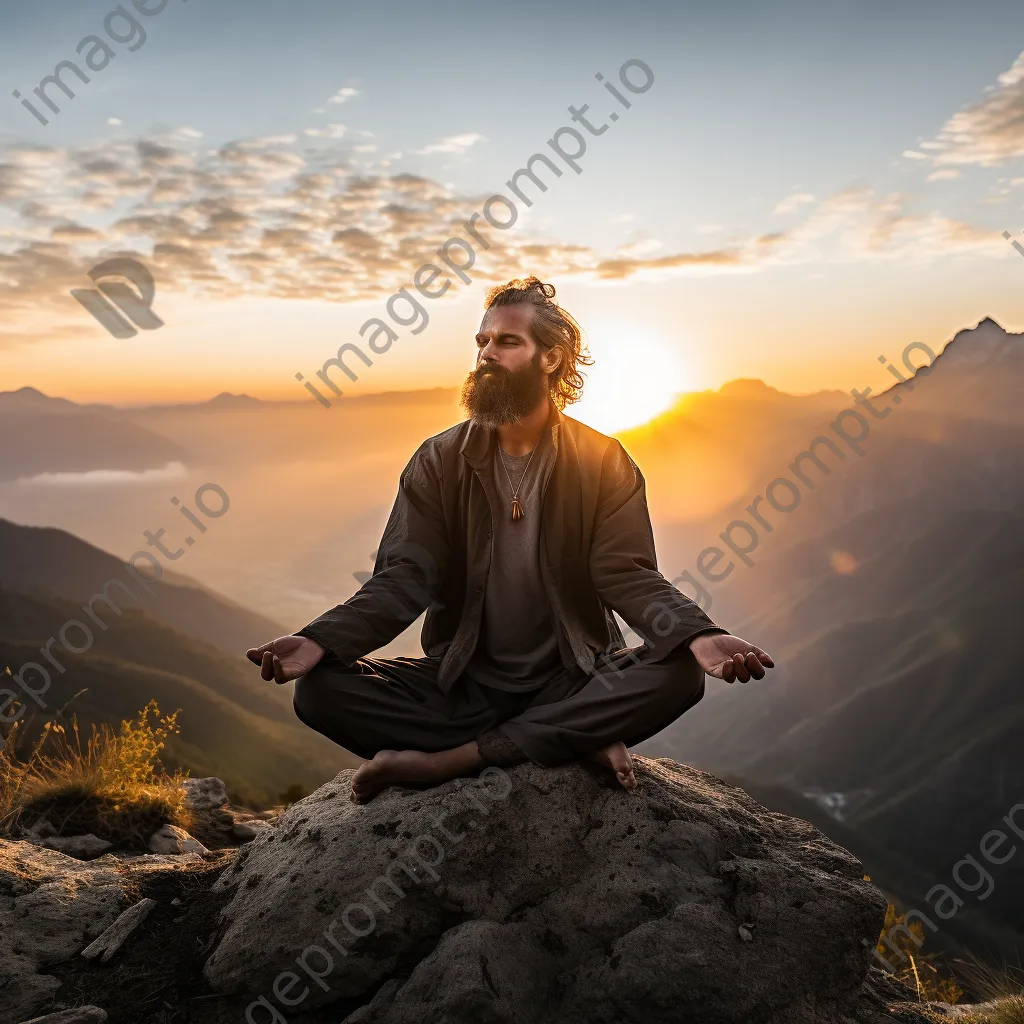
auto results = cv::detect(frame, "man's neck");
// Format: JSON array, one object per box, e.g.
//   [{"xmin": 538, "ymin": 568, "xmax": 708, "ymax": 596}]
[{"xmin": 496, "ymin": 397, "xmax": 553, "ymax": 456}]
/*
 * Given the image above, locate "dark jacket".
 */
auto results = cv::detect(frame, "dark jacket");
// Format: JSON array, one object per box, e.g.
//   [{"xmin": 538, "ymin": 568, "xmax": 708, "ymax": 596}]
[{"xmin": 296, "ymin": 401, "xmax": 723, "ymax": 694}]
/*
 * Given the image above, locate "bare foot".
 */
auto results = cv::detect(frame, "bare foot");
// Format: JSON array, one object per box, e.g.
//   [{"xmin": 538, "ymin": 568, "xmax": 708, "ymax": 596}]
[
  {"xmin": 350, "ymin": 742, "xmax": 484, "ymax": 804},
  {"xmin": 586, "ymin": 741, "xmax": 637, "ymax": 791}
]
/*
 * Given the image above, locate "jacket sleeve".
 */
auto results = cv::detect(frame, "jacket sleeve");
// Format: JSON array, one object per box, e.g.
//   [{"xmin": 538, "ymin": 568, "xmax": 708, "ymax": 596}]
[
  {"xmin": 589, "ymin": 440, "xmax": 726, "ymax": 659},
  {"xmin": 294, "ymin": 440, "xmax": 448, "ymax": 665}
]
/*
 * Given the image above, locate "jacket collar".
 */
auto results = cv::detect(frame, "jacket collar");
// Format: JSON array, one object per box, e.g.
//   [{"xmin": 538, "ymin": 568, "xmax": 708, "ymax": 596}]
[{"xmin": 459, "ymin": 398, "xmax": 563, "ymax": 471}]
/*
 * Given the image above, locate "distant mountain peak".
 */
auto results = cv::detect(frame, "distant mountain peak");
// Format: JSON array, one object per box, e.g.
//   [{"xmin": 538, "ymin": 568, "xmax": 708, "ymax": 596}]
[
  {"xmin": 0, "ymin": 386, "xmax": 78, "ymax": 415},
  {"xmin": 975, "ymin": 315, "xmax": 1004, "ymax": 331},
  {"xmin": 207, "ymin": 392, "xmax": 261, "ymax": 407},
  {"xmin": 718, "ymin": 379, "xmax": 782, "ymax": 398}
]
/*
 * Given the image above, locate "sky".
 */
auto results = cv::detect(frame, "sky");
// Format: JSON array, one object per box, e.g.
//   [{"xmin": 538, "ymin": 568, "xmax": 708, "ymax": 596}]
[{"xmin": 3, "ymin": 0, "xmax": 1024, "ymax": 432}]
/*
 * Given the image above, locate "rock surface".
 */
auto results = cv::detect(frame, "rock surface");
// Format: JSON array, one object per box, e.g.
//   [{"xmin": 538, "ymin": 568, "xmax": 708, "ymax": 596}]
[
  {"xmin": 205, "ymin": 757, "xmax": 898, "ymax": 1024},
  {"xmin": 0, "ymin": 840, "xmax": 128, "ymax": 1024}
]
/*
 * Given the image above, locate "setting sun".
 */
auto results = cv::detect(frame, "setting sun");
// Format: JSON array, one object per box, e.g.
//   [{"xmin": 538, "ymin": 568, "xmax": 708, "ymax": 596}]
[{"xmin": 569, "ymin": 327, "xmax": 693, "ymax": 435}]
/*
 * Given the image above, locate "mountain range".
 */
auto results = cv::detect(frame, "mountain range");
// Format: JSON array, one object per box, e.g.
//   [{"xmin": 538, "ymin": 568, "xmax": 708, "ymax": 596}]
[{"xmin": 1, "ymin": 314, "xmax": 1021, "ymax": 962}]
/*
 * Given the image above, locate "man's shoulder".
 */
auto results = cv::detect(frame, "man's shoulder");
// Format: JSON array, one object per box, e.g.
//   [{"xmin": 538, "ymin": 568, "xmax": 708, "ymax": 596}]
[
  {"xmin": 418, "ymin": 419, "xmax": 472, "ymax": 457},
  {"xmin": 558, "ymin": 411, "xmax": 632, "ymax": 469}
]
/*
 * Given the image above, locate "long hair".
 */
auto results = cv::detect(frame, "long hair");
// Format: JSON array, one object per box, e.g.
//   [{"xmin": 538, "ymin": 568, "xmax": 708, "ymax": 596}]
[{"xmin": 483, "ymin": 277, "xmax": 593, "ymax": 409}]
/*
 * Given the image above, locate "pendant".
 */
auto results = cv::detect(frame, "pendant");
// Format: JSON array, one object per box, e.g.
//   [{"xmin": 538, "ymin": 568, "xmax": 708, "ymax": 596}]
[{"xmin": 511, "ymin": 497, "xmax": 523, "ymax": 520}]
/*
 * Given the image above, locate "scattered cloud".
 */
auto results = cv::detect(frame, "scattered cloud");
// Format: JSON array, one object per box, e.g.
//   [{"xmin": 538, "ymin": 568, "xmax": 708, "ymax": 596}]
[
  {"xmin": 304, "ymin": 124, "xmax": 348, "ymax": 139},
  {"xmin": 108, "ymin": 117, "xmax": 122, "ymax": 127},
  {"xmin": 925, "ymin": 50, "xmax": 1024, "ymax": 166},
  {"xmin": 0, "ymin": 129, "xmax": 1005, "ymax": 344},
  {"xmin": 926, "ymin": 169, "xmax": 962, "ymax": 182},
  {"xmin": 774, "ymin": 192, "xmax": 816, "ymax": 214},
  {"xmin": 328, "ymin": 87, "xmax": 359, "ymax": 106},
  {"xmin": 413, "ymin": 133, "xmax": 485, "ymax": 156}
]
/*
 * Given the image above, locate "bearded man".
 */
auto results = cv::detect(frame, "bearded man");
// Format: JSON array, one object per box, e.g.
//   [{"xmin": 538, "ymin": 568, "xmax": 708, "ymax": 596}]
[{"xmin": 248, "ymin": 277, "xmax": 773, "ymax": 803}]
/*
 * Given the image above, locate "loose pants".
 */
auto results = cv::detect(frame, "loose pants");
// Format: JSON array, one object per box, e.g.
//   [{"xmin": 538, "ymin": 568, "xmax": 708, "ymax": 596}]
[{"xmin": 292, "ymin": 641, "xmax": 706, "ymax": 768}]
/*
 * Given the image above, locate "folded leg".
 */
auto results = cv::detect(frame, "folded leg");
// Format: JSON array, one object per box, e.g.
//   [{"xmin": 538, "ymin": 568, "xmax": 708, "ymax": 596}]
[
  {"xmin": 291, "ymin": 651, "xmax": 529, "ymax": 760},
  {"xmin": 477, "ymin": 642, "xmax": 706, "ymax": 767}
]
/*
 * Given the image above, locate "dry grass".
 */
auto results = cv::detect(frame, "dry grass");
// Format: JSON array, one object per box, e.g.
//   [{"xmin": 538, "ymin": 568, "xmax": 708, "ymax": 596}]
[
  {"xmin": 947, "ymin": 953, "xmax": 1024, "ymax": 1023},
  {"xmin": 872, "ymin": 897, "xmax": 1024, "ymax": 1023},
  {"xmin": 0, "ymin": 674, "xmax": 193, "ymax": 848},
  {"xmin": 875, "ymin": 902, "xmax": 965, "ymax": 1004}
]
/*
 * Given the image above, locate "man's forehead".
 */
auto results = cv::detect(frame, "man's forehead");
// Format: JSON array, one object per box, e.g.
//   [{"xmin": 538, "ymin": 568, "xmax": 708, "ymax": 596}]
[{"xmin": 479, "ymin": 304, "xmax": 534, "ymax": 335}]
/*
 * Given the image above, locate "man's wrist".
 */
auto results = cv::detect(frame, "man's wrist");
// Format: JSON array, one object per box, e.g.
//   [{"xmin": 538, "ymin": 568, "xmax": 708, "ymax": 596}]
[{"xmin": 688, "ymin": 627, "xmax": 729, "ymax": 650}]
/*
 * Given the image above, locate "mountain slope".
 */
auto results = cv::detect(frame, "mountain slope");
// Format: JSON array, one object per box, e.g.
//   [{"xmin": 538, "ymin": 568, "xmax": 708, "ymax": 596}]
[
  {"xmin": 0, "ymin": 518, "xmax": 287, "ymax": 657},
  {"xmin": 0, "ymin": 586, "xmax": 356, "ymax": 805}
]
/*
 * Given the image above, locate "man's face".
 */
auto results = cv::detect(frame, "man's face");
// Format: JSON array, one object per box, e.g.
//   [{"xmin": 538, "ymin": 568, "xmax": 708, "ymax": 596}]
[{"xmin": 459, "ymin": 304, "xmax": 560, "ymax": 427}]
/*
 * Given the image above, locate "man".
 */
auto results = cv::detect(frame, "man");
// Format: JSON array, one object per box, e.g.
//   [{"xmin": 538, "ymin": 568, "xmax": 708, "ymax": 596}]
[{"xmin": 248, "ymin": 277, "xmax": 773, "ymax": 803}]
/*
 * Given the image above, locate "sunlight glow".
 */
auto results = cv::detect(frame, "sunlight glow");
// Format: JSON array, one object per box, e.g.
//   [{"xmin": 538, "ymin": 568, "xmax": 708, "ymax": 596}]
[{"xmin": 568, "ymin": 326, "xmax": 693, "ymax": 435}]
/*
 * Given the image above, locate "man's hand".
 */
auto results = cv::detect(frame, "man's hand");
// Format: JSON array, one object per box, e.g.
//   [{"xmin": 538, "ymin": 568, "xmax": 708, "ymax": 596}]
[
  {"xmin": 246, "ymin": 635, "xmax": 326, "ymax": 684},
  {"xmin": 688, "ymin": 632, "xmax": 774, "ymax": 683}
]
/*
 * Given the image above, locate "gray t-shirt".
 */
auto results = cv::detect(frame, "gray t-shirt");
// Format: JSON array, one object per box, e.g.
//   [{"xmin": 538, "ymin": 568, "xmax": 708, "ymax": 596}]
[{"xmin": 462, "ymin": 427, "xmax": 564, "ymax": 692}]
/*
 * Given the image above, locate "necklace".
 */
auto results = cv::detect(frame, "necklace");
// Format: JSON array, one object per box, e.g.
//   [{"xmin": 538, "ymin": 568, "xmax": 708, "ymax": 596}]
[{"xmin": 498, "ymin": 440, "xmax": 539, "ymax": 521}]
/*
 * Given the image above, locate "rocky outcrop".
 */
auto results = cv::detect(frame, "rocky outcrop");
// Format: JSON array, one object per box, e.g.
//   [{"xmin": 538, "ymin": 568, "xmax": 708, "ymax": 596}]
[
  {"xmin": 0, "ymin": 841, "xmax": 129, "ymax": 1023},
  {"xmin": 204, "ymin": 757, "xmax": 910, "ymax": 1024}
]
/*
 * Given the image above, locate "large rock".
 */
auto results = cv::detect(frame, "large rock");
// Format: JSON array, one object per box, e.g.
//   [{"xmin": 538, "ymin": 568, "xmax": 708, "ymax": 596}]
[
  {"xmin": 205, "ymin": 757, "xmax": 892, "ymax": 1024},
  {"xmin": 0, "ymin": 840, "xmax": 128, "ymax": 1024}
]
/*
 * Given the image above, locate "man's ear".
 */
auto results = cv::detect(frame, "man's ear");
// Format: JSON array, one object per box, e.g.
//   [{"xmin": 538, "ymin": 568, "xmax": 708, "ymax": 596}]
[{"xmin": 543, "ymin": 346, "xmax": 563, "ymax": 376}]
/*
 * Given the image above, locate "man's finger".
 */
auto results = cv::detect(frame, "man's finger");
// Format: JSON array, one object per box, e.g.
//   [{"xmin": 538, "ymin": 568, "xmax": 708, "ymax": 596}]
[
  {"xmin": 754, "ymin": 647, "xmax": 774, "ymax": 668},
  {"xmin": 248, "ymin": 640, "xmax": 276, "ymax": 665},
  {"xmin": 260, "ymin": 650, "xmax": 275, "ymax": 681},
  {"xmin": 273, "ymin": 655, "xmax": 291, "ymax": 685},
  {"xmin": 720, "ymin": 658, "xmax": 735, "ymax": 683},
  {"xmin": 733, "ymin": 653, "xmax": 751, "ymax": 683},
  {"xmin": 746, "ymin": 652, "xmax": 766, "ymax": 680}
]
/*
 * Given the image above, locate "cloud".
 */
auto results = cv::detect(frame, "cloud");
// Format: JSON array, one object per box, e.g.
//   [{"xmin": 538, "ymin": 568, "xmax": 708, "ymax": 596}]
[
  {"xmin": 304, "ymin": 124, "xmax": 348, "ymax": 139},
  {"xmin": 774, "ymin": 192, "xmax": 816, "ymax": 214},
  {"xmin": 0, "ymin": 129, "xmax": 1007, "ymax": 342},
  {"xmin": 413, "ymin": 133, "xmax": 485, "ymax": 156},
  {"xmin": 328, "ymin": 87, "xmax": 359, "ymax": 106},
  {"xmin": 927, "ymin": 169, "xmax": 962, "ymax": 182},
  {"xmin": 925, "ymin": 50, "xmax": 1024, "ymax": 166}
]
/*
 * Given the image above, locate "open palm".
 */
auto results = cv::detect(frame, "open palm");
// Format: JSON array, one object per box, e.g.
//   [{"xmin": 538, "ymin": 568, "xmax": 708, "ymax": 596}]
[
  {"xmin": 246, "ymin": 635, "xmax": 325, "ymax": 684},
  {"xmin": 689, "ymin": 632, "xmax": 774, "ymax": 683}
]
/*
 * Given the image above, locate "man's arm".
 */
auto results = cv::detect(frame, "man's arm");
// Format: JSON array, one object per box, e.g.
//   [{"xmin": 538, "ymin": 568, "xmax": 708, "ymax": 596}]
[{"xmin": 292, "ymin": 440, "xmax": 449, "ymax": 665}]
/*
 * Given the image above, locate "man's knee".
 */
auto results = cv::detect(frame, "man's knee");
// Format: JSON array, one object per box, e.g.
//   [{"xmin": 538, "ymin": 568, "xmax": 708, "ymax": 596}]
[
  {"xmin": 292, "ymin": 668, "xmax": 329, "ymax": 729},
  {"xmin": 659, "ymin": 643, "xmax": 706, "ymax": 707}
]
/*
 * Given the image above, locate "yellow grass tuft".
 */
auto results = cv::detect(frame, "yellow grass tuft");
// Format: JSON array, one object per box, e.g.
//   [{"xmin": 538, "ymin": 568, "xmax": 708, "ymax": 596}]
[{"xmin": 1, "ymin": 678, "xmax": 193, "ymax": 848}]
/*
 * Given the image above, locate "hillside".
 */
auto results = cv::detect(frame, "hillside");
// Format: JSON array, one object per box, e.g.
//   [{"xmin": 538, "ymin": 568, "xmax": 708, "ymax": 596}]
[
  {"xmin": 640, "ymin": 318, "xmax": 1024, "ymax": 962},
  {"xmin": 0, "ymin": 585, "xmax": 356, "ymax": 806},
  {"xmin": 0, "ymin": 518, "xmax": 288, "ymax": 658}
]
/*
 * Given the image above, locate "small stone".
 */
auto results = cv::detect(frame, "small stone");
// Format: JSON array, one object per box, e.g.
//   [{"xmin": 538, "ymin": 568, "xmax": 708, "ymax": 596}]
[
  {"xmin": 171, "ymin": 897, "xmax": 182, "ymax": 906},
  {"xmin": 27, "ymin": 818, "xmax": 57, "ymax": 840},
  {"xmin": 148, "ymin": 824, "xmax": 209, "ymax": 855},
  {"xmin": 81, "ymin": 898, "xmax": 157, "ymax": 962},
  {"xmin": 485, "ymin": 843, "xmax": 495, "ymax": 854},
  {"xmin": 232, "ymin": 820, "xmax": 274, "ymax": 842},
  {"xmin": 42, "ymin": 834, "xmax": 114, "ymax": 860},
  {"xmin": 20, "ymin": 1006, "xmax": 109, "ymax": 1023},
  {"xmin": 182, "ymin": 777, "xmax": 229, "ymax": 812},
  {"xmin": 738, "ymin": 924, "xmax": 754, "ymax": 942}
]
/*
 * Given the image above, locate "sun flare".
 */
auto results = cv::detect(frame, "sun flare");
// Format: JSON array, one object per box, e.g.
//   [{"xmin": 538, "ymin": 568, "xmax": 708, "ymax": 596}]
[{"xmin": 568, "ymin": 327, "xmax": 693, "ymax": 435}]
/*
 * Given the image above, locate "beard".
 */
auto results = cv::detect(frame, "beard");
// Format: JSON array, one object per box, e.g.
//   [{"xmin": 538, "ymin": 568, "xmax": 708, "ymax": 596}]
[{"xmin": 459, "ymin": 350, "xmax": 549, "ymax": 428}]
